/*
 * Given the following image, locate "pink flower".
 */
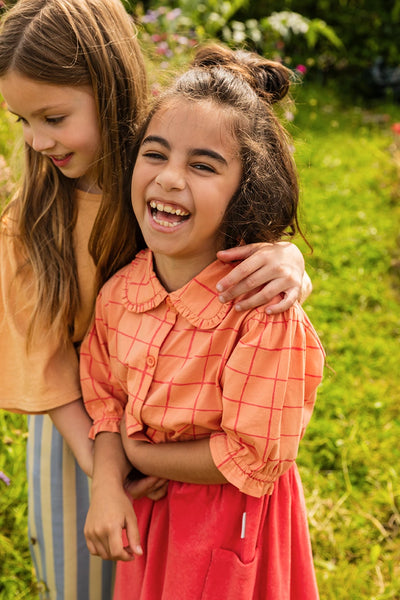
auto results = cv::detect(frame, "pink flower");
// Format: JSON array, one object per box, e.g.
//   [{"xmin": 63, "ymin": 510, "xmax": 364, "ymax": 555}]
[
  {"xmin": 0, "ymin": 471, "xmax": 10, "ymax": 486},
  {"xmin": 391, "ymin": 123, "xmax": 400, "ymax": 135},
  {"xmin": 296, "ymin": 64, "xmax": 307, "ymax": 75}
]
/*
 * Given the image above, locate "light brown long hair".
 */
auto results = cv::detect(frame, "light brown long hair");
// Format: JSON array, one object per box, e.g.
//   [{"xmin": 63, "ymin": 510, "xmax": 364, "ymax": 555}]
[
  {"xmin": 131, "ymin": 44, "xmax": 302, "ymax": 253},
  {"xmin": 0, "ymin": 0, "xmax": 147, "ymax": 342}
]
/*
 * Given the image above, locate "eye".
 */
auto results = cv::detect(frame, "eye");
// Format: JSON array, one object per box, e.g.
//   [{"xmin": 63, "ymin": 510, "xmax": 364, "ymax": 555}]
[
  {"xmin": 15, "ymin": 116, "xmax": 28, "ymax": 125},
  {"xmin": 192, "ymin": 162, "xmax": 216, "ymax": 173},
  {"xmin": 142, "ymin": 150, "xmax": 166, "ymax": 161},
  {"xmin": 45, "ymin": 116, "xmax": 65, "ymax": 125}
]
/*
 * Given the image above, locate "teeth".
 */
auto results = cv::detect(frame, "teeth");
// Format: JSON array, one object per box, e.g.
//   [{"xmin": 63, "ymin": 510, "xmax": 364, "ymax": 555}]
[
  {"xmin": 149, "ymin": 200, "xmax": 189, "ymax": 216},
  {"xmin": 153, "ymin": 215, "xmax": 181, "ymax": 228}
]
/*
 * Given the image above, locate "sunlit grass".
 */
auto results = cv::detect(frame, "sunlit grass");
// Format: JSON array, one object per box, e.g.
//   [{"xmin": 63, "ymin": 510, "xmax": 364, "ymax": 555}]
[{"xmin": 292, "ymin": 82, "xmax": 400, "ymax": 599}]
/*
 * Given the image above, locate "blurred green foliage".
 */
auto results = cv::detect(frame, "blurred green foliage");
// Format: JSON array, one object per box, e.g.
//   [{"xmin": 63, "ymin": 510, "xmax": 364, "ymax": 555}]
[
  {"xmin": 130, "ymin": 0, "xmax": 399, "ymax": 97},
  {"xmin": 240, "ymin": 0, "xmax": 400, "ymax": 72},
  {"xmin": 131, "ymin": 0, "xmax": 342, "ymax": 73},
  {"xmin": 3, "ymin": 0, "xmax": 399, "ymax": 95}
]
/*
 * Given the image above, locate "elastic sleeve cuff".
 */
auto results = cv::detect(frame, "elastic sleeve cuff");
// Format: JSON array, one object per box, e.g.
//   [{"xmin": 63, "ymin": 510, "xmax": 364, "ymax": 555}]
[
  {"xmin": 210, "ymin": 432, "xmax": 275, "ymax": 498},
  {"xmin": 89, "ymin": 417, "xmax": 121, "ymax": 440}
]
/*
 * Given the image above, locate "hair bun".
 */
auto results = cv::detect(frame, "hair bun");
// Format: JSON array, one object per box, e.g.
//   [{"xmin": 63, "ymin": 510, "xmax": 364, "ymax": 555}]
[
  {"xmin": 251, "ymin": 60, "xmax": 291, "ymax": 103},
  {"xmin": 192, "ymin": 44, "xmax": 291, "ymax": 104}
]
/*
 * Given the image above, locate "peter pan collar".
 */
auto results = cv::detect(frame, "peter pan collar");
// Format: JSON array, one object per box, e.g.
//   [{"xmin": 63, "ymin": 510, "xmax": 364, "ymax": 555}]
[{"xmin": 122, "ymin": 249, "xmax": 234, "ymax": 329}]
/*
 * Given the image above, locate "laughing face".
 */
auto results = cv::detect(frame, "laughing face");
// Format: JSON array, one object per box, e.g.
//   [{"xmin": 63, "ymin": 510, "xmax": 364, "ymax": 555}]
[
  {"xmin": 131, "ymin": 99, "xmax": 242, "ymax": 287},
  {"xmin": 0, "ymin": 71, "xmax": 101, "ymax": 192}
]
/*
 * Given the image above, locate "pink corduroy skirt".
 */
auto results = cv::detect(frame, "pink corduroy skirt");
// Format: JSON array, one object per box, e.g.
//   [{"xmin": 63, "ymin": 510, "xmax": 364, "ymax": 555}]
[{"xmin": 113, "ymin": 464, "xmax": 319, "ymax": 600}]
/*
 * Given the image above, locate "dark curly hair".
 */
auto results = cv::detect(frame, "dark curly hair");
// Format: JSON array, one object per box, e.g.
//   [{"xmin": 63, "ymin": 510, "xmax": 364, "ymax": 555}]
[{"xmin": 132, "ymin": 43, "xmax": 303, "ymax": 251}]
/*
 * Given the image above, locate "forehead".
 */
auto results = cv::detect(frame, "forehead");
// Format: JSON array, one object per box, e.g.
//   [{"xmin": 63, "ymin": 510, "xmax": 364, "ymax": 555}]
[
  {"xmin": 0, "ymin": 71, "xmax": 94, "ymax": 115},
  {"xmin": 146, "ymin": 98, "xmax": 239, "ymax": 156}
]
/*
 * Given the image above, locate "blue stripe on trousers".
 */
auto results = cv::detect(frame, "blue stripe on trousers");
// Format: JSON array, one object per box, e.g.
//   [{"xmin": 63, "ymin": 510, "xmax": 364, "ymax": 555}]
[{"xmin": 27, "ymin": 414, "xmax": 114, "ymax": 599}]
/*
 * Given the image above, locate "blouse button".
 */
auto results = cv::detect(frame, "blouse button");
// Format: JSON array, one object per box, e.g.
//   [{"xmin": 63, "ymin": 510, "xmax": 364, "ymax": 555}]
[{"xmin": 146, "ymin": 355, "xmax": 156, "ymax": 368}]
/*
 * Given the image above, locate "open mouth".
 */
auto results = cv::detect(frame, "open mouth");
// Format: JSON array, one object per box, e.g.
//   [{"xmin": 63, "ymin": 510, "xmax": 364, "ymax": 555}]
[
  {"xmin": 49, "ymin": 153, "xmax": 73, "ymax": 167},
  {"xmin": 149, "ymin": 200, "xmax": 190, "ymax": 228}
]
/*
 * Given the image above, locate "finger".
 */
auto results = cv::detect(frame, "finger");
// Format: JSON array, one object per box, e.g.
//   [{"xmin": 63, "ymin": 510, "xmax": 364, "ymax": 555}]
[
  {"xmin": 125, "ymin": 475, "xmax": 160, "ymax": 498},
  {"xmin": 125, "ymin": 515, "xmax": 143, "ymax": 558},
  {"xmin": 233, "ymin": 289, "xmax": 281, "ymax": 312},
  {"xmin": 85, "ymin": 534, "xmax": 111, "ymax": 560},
  {"xmin": 150, "ymin": 478, "xmax": 168, "ymax": 490},
  {"xmin": 85, "ymin": 537, "xmax": 102, "ymax": 557},
  {"xmin": 216, "ymin": 256, "xmax": 266, "ymax": 297},
  {"xmin": 217, "ymin": 243, "xmax": 263, "ymax": 263},
  {"xmin": 106, "ymin": 528, "xmax": 136, "ymax": 562},
  {"xmin": 265, "ymin": 289, "xmax": 299, "ymax": 315},
  {"xmin": 146, "ymin": 480, "xmax": 169, "ymax": 501}
]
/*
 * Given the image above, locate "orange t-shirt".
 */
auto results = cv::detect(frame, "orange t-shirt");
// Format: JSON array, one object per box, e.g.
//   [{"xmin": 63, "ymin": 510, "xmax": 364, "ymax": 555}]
[
  {"xmin": 0, "ymin": 189, "xmax": 101, "ymax": 413},
  {"xmin": 81, "ymin": 249, "xmax": 325, "ymax": 498}
]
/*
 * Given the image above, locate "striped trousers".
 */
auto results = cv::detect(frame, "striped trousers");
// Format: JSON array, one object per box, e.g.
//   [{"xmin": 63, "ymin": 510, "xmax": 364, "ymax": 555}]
[{"xmin": 27, "ymin": 415, "xmax": 114, "ymax": 599}]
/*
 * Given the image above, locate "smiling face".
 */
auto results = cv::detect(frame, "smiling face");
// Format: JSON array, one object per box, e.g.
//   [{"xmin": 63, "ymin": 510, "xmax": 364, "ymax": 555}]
[
  {"xmin": 0, "ymin": 71, "xmax": 101, "ymax": 191},
  {"xmin": 131, "ymin": 99, "xmax": 242, "ymax": 289}
]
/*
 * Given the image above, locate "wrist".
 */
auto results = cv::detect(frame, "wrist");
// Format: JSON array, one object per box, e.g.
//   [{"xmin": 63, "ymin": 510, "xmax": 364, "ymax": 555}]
[{"xmin": 123, "ymin": 440, "xmax": 145, "ymax": 469}]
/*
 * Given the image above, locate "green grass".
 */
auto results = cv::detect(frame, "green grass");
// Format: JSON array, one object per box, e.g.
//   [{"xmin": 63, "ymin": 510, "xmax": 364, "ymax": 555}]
[
  {"xmin": 291, "ymin": 82, "xmax": 400, "ymax": 599},
  {"xmin": 0, "ymin": 81, "xmax": 400, "ymax": 598}
]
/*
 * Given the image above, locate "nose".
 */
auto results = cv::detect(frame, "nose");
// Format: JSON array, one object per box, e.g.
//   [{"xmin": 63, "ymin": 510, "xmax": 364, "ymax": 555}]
[
  {"xmin": 26, "ymin": 127, "xmax": 56, "ymax": 153},
  {"xmin": 155, "ymin": 162, "xmax": 186, "ymax": 191}
]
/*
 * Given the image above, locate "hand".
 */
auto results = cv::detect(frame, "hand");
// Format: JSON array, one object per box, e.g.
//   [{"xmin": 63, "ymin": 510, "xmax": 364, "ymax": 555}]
[
  {"xmin": 84, "ymin": 483, "xmax": 143, "ymax": 562},
  {"xmin": 120, "ymin": 420, "xmax": 169, "ymax": 500},
  {"xmin": 216, "ymin": 242, "xmax": 305, "ymax": 313},
  {"xmin": 124, "ymin": 471, "xmax": 169, "ymax": 501}
]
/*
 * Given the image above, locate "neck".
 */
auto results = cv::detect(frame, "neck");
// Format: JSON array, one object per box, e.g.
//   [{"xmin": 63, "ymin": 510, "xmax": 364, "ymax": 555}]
[
  {"xmin": 76, "ymin": 173, "xmax": 101, "ymax": 194},
  {"xmin": 152, "ymin": 251, "xmax": 217, "ymax": 292}
]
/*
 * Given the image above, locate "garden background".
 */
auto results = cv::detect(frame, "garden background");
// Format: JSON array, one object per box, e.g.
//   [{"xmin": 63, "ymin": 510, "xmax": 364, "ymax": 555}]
[{"xmin": 1, "ymin": 1, "xmax": 400, "ymax": 598}]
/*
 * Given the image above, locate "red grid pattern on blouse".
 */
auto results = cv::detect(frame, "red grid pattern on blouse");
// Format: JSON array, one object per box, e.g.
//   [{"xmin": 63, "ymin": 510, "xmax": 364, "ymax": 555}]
[{"xmin": 81, "ymin": 250, "xmax": 325, "ymax": 496}]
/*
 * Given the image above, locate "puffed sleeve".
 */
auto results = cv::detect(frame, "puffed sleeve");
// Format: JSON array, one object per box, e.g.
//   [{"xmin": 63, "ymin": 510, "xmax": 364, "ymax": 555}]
[
  {"xmin": 80, "ymin": 287, "xmax": 128, "ymax": 438},
  {"xmin": 209, "ymin": 303, "xmax": 325, "ymax": 498},
  {"xmin": 0, "ymin": 214, "xmax": 82, "ymax": 413}
]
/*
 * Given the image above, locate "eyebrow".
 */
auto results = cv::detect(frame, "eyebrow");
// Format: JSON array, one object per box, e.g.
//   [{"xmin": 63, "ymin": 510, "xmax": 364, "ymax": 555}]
[
  {"xmin": 141, "ymin": 135, "xmax": 228, "ymax": 166},
  {"xmin": 8, "ymin": 105, "xmax": 65, "ymax": 118}
]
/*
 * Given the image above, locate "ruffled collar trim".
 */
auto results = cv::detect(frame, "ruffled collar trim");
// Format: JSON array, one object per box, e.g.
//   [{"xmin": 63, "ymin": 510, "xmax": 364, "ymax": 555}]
[{"xmin": 122, "ymin": 249, "xmax": 234, "ymax": 329}]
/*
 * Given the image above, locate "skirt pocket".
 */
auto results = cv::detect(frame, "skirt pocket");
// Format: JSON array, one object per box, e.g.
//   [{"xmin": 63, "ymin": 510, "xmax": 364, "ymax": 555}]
[{"xmin": 201, "ymin": 547, "xmax": 259, "ymax": 600}]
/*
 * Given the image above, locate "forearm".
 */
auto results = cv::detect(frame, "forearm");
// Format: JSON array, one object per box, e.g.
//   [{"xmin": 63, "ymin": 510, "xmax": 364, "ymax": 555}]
[
  {"xmin": 92, "ymin": 431, "xmax": 132, "ymax": 490},
  {"xmin": 123, "ymin": 436, "xmax": 227, "ymax": 485},
  {"xmin": 49, "ymin": 398, "xmax": 94, "ymax": 477},
  {"xmin": 93, "ymin": 431, "xmax": 169, "ymax": 502}
]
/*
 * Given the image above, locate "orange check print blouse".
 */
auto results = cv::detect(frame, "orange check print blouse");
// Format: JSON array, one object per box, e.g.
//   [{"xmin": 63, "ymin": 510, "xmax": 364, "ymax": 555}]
[{"xmin": 81, "ymin": 249, "xmax": 325, "ymax": 498}]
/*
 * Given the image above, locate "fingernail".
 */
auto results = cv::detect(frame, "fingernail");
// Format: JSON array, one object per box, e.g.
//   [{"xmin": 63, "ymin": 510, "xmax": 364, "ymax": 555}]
[
  {"xmin": 234, "ymin": 304, "xmax": 242, "ymax": 312},
  {"xmin": 135, "ymin": 545, "xmax": 143, "ymax": 555},
  {"xmin": 218, "ymin": 294, "xmax": 226, "ymax": 303}
]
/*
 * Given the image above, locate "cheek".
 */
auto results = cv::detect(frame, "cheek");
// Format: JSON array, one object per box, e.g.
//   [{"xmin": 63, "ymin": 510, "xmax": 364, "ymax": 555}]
[
  {"xmin": 22, "ymin": 128, "xmax": 33, "ymax": 147},
  {"xmin": 131, "ymin": 176, "xmax": 144, "ymax": 218},
  {"xmin": 131, "ymin": 166, "xmax": 140, "ymax": 200},
  {"xmin": 83, "ymin": 128, "xmax": 101, "ymax": 154},
  {"xmin": 131, "ymin": 163, "xmax": 153, "ymax": 196}
]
